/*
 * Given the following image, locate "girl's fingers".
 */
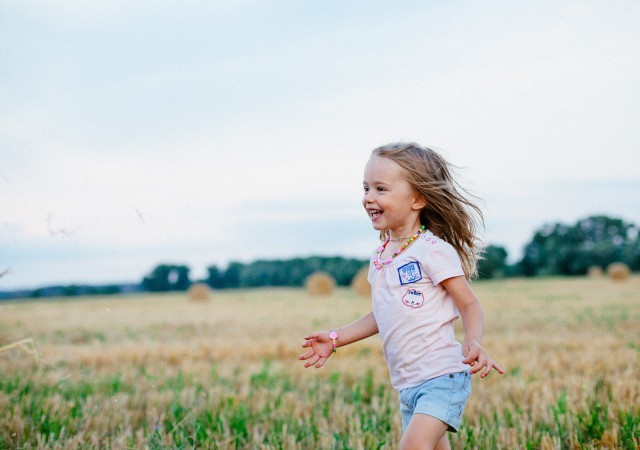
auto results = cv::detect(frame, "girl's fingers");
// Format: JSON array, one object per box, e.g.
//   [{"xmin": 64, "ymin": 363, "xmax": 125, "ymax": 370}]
[
  {"xmin": 463, "ymin": 357, "xmax": 476, "ymax": 366},
  {"xmin": 485, "ymin": 361, "xmax": 504, "ymax": 377},
  {"xmin": 470, "ymin": 355, "xmax": 486, "ymax": 374},
  {"xmin": 462, "ymin": 348, "xmax": 479, "ymax": 365},
  {"xmin": 315, "ymin": 357, "xmax": 326, "ymax": 368},
  {"xmin": 463, "ymin": 348, "xmax": 504, "ymax": 377},
  {"xmin": 304, "ymin": 354, "xmax": 320, "ymax": 368},
  {"xmin": 480, "ymin": 361, "xmax": 498, "ymax": 378},
  {"xmin": 298, "ymin": 348, "xmax": 314, "ymax": 360},
  {"xmin": 480, "ymin": 360, "xmax": 504, "ymax": 378}
]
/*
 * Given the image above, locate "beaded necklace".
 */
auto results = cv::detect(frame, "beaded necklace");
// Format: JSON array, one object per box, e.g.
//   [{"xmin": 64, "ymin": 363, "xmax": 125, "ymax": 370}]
[{"xmin": 373, "ymin": 225, "xmax": 426, "ymax": 269}]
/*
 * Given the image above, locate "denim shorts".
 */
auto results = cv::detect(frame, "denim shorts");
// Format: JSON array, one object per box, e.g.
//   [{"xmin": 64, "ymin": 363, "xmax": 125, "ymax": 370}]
[{"xmin": 399, "ymin": 371, "xmax": 471, "ymax": 432}]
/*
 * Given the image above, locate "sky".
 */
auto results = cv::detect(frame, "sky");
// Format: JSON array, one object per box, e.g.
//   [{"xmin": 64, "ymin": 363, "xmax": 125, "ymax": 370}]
[{"xmin": 1, "ymin": 0, "xmax": 639, "ymax": 290}]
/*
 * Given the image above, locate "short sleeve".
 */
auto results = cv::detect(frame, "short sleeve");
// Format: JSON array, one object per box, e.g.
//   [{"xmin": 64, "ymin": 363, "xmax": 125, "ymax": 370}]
[
  {"xmin": 421, "ymin": 238, "xmax": 464, "ymax": 285},
  {"xmin": 366, "ymin": 252, "xmax": 376, "ymax": 284}
]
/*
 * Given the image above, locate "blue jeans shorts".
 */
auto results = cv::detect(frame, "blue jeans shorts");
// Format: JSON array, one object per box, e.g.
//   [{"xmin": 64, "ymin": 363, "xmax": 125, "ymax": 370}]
[{"xmin": 399, "ymin": 371, "xmax": 471, "ymax": 432}]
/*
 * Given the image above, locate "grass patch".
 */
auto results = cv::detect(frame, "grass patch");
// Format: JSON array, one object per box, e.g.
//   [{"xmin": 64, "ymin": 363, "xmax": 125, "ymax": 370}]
[{"xmin": 0, "ymin": 278, "xmax": 639, "ymax": 448}]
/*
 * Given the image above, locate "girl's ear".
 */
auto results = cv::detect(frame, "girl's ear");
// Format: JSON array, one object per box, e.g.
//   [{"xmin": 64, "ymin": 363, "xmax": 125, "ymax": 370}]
[{"xmin": 412, "ymin": 194, "xmax": 427, "ymax": 210}]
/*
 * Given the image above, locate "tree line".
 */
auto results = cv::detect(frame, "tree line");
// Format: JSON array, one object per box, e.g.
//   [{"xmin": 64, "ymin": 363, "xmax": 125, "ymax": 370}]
[
  {"xmin": 478, "ymin": 215, "xmax": 639, "ymax": 278},
  {"xmin": 141, "ymin": 257, "xmax": 368, "ymax": 292},
  {"xmin": 114, "ymin": 215, "xmax": 640, "ymax": 291},
  {"xmin": 0, "ymin": 215, "xmax": 637, "ymax": 299}
]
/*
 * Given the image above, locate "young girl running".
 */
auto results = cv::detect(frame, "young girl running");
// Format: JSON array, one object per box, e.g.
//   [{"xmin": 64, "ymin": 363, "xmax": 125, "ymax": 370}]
[{"xmin": 299, "ymin": 142, "xmax": 503, "ymax": 450}]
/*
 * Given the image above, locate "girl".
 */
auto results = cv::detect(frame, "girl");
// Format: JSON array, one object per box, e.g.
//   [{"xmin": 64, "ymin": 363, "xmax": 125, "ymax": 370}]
[{"xmin": 299, "ymin": 142, "xmax": 503, "ymax": 450}]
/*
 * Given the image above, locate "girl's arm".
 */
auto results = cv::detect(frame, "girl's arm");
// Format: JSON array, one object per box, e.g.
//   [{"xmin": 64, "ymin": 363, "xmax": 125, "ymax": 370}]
[
  {"xmin": 441, "ymin": 276, "xmax": 504, "ymax": 378},
  {"xmin": 299, "ymin": 312, "xmax": 378, "ymax": 368}
]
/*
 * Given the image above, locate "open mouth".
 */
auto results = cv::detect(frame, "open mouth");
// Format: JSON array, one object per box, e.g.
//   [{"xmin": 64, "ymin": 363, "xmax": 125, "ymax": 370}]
[{"xmin": 368, "ymin": 209, "xmax": 382, "ymax": 220}]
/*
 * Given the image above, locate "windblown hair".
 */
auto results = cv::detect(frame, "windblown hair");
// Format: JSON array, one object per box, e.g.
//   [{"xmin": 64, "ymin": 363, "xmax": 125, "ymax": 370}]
[{"xmin": 372, "ymin": 142, "xmax": 483, "ymax": 279}]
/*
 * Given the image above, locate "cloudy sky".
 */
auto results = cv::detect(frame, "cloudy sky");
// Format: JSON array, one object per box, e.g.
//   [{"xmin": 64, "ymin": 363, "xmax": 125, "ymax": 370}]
[{"xmin": 2, "ymin": 1, "xmax": 639, "ymax": 290}]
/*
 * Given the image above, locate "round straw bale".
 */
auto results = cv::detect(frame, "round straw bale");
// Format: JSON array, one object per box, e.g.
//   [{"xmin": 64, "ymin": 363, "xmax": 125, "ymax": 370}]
[
  {"xmin": 607, "ymin": 262, "xmax": 630, "ymax": 281},
  {"xmin": 587, "ymin": 265, "xmax": 603, "ymax": 278},
  {"xmin": 305, "ymin": 271, "xmax": 336, "ymax": 296},
  {"xmin": 187, "ymin": 283, "xmax": 212, "ymax": 301},
  {"xmin": 351, "ymin": 266, "xmax": 371, "ymax": 298}
]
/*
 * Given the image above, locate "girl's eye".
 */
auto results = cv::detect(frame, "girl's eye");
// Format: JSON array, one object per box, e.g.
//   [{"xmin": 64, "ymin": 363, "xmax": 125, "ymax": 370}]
[
  {"xmin": 363, "ymin": 187, "xmax": 369, "ymax": 193},
  {"xmin": 377, "ymin": 187, "xmax": 386, "ymax": 192}
]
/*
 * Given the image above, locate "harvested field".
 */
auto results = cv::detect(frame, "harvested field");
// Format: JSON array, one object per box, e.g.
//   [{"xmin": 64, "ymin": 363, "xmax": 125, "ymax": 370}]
[{"xmin": 0, "ymin": 277, "xmax": 639, "ymax": 449}]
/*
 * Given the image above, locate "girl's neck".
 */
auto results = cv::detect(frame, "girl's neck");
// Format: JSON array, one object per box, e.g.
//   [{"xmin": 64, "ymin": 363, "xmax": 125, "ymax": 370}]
[{"xmin": 388, "ymin": 224, "xmax": 424, "ymax": 242}]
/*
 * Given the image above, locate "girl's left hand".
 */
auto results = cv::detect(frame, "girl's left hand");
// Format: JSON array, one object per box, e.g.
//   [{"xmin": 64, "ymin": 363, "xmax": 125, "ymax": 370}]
[
  {"xmin": 462, "ymin": 340, "xmax": 504, "ymax": 378},
  {"xmin": 299, "ymin": 331, "xmax": 335, "ymax": 368}
]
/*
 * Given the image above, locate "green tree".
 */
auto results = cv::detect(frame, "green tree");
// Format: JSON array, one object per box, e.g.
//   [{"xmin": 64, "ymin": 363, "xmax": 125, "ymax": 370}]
[
  {"xmin": 519, "ymin": 215, "xmax": 639, "ymax": 276},
  {"xmin": 221, "ymin": 262, "xmax": 243, "ymax": 288},
  {"xmin": 204, "ymin": 257, "xmax": 369, "ymax": 289},
  {"xmin": 205, "ymin": 265, "xmax": 224, "ymax": 289},
  {"xmin": 142, "ymin": 264, "xmax": 191, "ymax": 291},
  {"xmin": 477, "ymin": 245, "xmax": 508, "ymax": 279}
]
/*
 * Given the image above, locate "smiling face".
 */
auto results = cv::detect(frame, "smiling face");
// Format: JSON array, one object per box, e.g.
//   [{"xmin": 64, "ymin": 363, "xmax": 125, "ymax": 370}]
[{"xmin": 362, "ymin": 155, "xmax": 425, "ymax": 238}]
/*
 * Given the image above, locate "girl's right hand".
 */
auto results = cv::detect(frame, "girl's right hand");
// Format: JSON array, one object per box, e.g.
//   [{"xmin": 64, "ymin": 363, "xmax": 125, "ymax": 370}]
[{"xmin": 299, "ymin": 331, "xmax": 335, "ymax": 368}]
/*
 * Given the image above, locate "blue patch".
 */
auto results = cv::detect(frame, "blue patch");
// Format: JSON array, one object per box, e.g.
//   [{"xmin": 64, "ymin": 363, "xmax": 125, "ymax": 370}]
[{"xmin": 397, "ymin": 262, "xmax": 422, "ymax": 285}]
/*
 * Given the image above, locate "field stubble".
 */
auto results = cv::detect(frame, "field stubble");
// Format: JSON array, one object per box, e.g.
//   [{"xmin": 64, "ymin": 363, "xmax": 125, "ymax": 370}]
[{"xmin": 0, "ymin": 277, "xmax": 639, "ymax": 449}]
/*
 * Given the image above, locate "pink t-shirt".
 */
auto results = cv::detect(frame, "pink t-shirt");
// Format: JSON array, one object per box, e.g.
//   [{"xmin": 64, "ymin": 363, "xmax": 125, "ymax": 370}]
[{"xmin": 367, "ymin": 230, "xmax": 468, "ymax": 391}]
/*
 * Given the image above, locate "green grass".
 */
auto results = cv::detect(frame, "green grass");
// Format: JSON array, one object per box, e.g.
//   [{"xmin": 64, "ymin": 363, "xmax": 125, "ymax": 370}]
[
  {"xmin": 1, "ymin": 361, "xmax": 637, "ymax": 449},
  {"xmin": 1, "ymin": 277, "xmax": 639, "ymax": 448}
]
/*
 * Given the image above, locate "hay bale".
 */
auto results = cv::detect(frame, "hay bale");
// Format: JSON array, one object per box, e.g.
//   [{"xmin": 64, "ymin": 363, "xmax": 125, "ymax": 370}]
[
  {"xmin": 587, "ymin": 266, "xmax": 603, "ymax": 278},
  {"xmin": 351, "ymin": 266, "xmax": 371, "ymax": 298},
  {"xmin": 607, "ymin": 262, "xmax": 630, "ymax": 281},
  {"xmin": 187, "ymin": 283, "xmax": 212, "ymax": 301},
  {"xmin": 305, "ymin": 272, "xmax": 336, "ymax": 296}
]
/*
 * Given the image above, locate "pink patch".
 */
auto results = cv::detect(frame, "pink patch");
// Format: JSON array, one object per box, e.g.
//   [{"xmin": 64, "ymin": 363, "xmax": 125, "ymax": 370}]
[{"xmin": 402, "ymin": 289, "xmax": 425, "ymax": 309}]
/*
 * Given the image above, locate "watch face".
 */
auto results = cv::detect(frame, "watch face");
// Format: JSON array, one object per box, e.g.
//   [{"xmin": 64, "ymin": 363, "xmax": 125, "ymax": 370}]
[{"xmin": 329, "ymin": 330, "xmax": 338, "ymax": 340}]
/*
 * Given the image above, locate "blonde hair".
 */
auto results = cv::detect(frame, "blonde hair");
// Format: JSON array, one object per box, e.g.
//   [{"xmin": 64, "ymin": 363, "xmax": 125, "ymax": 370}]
[{"xmin": 372, "ymin": 142, "xmax": 483, "ymax": 279}]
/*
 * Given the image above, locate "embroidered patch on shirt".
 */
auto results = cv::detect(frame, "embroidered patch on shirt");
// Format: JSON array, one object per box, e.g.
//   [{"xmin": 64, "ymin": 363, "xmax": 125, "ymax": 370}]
[
  {"xmin": 402, "ymin": 289, "xmax": 425, "ymax": 308},
  {"xmin": 397, "ymin": 261, "xmax": 422, "ymax": 285}
]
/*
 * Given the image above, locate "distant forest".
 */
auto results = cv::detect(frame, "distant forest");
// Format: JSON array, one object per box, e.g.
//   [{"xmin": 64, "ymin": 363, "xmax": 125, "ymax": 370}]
[{"xmin": 1, "ymin": 215, "xmax": 637, "ymax": 300}]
